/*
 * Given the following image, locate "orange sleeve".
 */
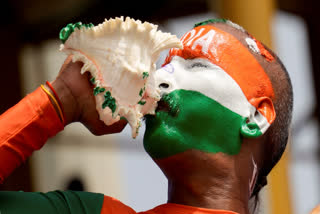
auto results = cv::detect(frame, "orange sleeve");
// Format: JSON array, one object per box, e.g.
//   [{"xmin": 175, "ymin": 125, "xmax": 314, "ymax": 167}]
[
  {"xmin": 0, "ymin": 87, "xmax": 64, "ymax": 183},
  {"xmin": 100, "ymin": 196, "xmax": 136, "ymax": 214}
]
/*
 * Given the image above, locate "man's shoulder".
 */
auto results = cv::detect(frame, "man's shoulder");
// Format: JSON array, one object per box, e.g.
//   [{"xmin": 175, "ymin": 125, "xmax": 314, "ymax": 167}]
[
  {"xmin": 100, "ymin": 194, "xmax": 136, "ymax": 214},
  {"xmin": 0, "ymin": 190, "xmax": 104, "ymax": 214}
]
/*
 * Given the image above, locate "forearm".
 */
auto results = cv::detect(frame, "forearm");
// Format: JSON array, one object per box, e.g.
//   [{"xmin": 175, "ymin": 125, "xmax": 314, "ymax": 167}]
[
  {"xmin": 0, "ymin": 190, "xmax": 105, "ymax": 214},
  {"xmin": 0, "ymin": 87, "xmax": 63, "ymax": 183}
]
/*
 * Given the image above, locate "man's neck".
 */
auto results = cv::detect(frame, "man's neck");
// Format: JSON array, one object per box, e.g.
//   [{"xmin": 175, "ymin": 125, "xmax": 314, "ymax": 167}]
[
  {"xmin": 167, "ymin": 178, "xmax": 249, "ymax": 214},
  {"xmin": 155, "ymin": 151, "xmax": 253, "ymax": 214}
]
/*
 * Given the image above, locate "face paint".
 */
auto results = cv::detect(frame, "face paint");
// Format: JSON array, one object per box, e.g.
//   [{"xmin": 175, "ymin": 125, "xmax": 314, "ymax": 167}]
[
  {"xmin": 162, "ymin": 63, "xmax": 174, "ymax": 74},
  {"xmin": 226, "ymin": 20, "xmax": 246, "ymax": 32},
  {"xmin": 158, "ymin": 57, "xmax": 256, "ymax": 117},
  {"xmin": 144, "ymin": 25, "xmax": 275, "ymax": 159},
  {"xmin": 144, "ymin": 57, "xmax": 261, "ymax": 159},
  {"xmin": 144, "ymin": 89, "xmax": 245, "ymax": 159},
  {"xmin": 194, "ymin": 19, "xmax": 245, "ymax": 33},
  {"xmin": 245, "ymin": 38, "xmax": 260, "ymax": 54},
  {"xmin": 164, "ymin": 25, "xmax": 274, "ymax": 122},
  {"xmin": 253, "ymin": 38, "xmax": 275, "ymax": 62}
]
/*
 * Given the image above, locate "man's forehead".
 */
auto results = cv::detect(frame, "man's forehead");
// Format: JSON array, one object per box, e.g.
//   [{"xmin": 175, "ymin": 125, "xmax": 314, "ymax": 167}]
[
  {"xmin": 180, "ymin": 25, "xmax": 232, "ymax": 55},
  {"xmin": 164, "ymin": 24, "xmax": 275, "ymax": 103},
  {"xmin": 169, "ymin": 24, "xmax": 273, "ymax": 62}
]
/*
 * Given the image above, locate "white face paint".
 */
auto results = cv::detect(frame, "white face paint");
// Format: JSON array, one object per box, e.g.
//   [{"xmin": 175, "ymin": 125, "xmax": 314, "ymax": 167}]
[
  {"xmin": 191, "ymin": 30, "xmax": 216, "ymax": 54},
  {"xmin": 155, "ymin": 56, "xmax": 253, "ymax": 117},
  {"xmin": 245, "ymin": 37, "xmax": 260, "ymax": 54},
  {"xmin": 155, "ymin": 56, "xmax": 270, "ymax": 132},
  {"xmin": 183, "ymin": 28, "xmax": 205, "ymax": 46},
  {"xmin": 226, "ymin": 20, "xmax": 246, "ymax": 32}
]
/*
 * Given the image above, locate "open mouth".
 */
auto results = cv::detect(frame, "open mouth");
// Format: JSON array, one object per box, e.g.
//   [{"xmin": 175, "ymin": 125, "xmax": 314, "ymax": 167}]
[
  {"xmin": 155, "ymin": 94, "xmax": 179, "ymax": 116},
  {"xmin": 156, "ymin": 100, "xmax": 170, "ymax": 112}
]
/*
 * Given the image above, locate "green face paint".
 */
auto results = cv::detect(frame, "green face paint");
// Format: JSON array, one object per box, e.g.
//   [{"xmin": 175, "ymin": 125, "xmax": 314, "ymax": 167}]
[
  {"xmin": 144, "ymin": 89, "xmax": 246, "ymax": 159},
  {"xmin": 240, "ymin": 119, "xmax": 262, "ymax": 138}
]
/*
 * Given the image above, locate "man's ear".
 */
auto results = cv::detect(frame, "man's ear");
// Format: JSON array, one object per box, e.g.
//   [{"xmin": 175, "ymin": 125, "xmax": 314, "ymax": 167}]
[{"xmin": 241, "ymin": 97, "xmax": 276, "ymax": 138}]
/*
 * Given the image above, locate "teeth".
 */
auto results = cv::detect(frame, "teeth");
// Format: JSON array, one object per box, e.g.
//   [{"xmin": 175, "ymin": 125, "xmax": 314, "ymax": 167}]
[{"xmin": 60, "ymin": 16, "xmax": 182, "ymax": 138}]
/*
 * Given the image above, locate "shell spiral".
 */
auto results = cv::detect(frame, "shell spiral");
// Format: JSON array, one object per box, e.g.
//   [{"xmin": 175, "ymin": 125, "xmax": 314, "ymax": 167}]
[{"xmin": 59, "ymin": 16, "xmax": 182, "ymax": 138}]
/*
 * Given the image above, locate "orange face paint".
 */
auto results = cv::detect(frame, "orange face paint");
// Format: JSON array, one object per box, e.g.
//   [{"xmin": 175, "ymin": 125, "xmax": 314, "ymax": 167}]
[
  {"xmin": 253, "ymin": 38, "xmax": 275, "ymax": 62},
  {"xmin": 163, "ymin": 25, "xmax": 275, "ymax": 122}
]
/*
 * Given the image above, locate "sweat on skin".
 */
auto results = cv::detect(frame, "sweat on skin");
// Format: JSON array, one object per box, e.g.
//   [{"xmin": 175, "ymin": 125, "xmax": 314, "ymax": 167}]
[{"xmin": 144, "ymin": 24, "xmax": 276, "ymax": 160}]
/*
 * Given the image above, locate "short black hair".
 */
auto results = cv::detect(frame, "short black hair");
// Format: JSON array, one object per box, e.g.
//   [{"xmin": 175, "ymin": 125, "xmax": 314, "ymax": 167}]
[
  {"xmin": 253, "ymin": 45, "xmax": 293, "ymax": 192},
  {"xmin": 250, "ymin": 45, "xmax": 293, "ymax": 213}
]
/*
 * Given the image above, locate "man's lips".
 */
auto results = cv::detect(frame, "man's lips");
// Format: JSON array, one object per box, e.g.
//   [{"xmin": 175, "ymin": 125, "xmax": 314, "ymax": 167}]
[
  {"xmin": 155, "ymin": 94, "xmax": 179, "ymax": 116},
  {"xmin": 156, "ymin": 100, "xmax": 170, "ymax": 112}
]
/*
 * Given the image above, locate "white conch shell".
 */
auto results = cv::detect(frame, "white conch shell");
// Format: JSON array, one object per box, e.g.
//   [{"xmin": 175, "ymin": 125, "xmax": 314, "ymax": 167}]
[{"xmin": 60, "ymin": 16, "xmax": 182, "ymax": 138}]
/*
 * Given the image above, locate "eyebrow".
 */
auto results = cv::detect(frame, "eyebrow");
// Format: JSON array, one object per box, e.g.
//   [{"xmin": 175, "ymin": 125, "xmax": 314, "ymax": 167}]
[{"xmin": 190, "ymin": 62, "xmax": 208, "ymax": 68}]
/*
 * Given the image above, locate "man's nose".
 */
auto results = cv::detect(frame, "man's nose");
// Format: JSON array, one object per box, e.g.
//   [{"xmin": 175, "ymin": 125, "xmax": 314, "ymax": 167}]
[
  {"xmin": 157, "ymin": 78, "xmax": 173, "ymax": 94},
  {"xmin": 159, "ymin": 83, "xmax": 170, "ymax": 89},
  {"xmin": 155, "ymin": 64, "xmax": 176, "ymax": 94}
]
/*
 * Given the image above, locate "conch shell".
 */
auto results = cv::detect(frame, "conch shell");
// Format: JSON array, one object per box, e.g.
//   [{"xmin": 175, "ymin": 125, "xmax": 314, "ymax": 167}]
[{"xmin": 59, "ymin": 17, "xmax": 182, "ymax": 138}]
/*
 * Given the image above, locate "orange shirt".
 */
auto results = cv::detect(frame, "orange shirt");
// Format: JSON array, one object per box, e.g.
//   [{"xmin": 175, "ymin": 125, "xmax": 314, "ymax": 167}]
[
  {"xmin": 102, "ymin": 196, "xmax": 238, "ymax": 214},
  {"xmin": 0, "ymin": 87, "xmax": 63, "ymax": 183}
]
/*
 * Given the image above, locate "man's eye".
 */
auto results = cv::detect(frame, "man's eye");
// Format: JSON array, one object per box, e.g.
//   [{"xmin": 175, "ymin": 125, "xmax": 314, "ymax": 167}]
[{"xmin": 190, "ymin": 62, "xmax": 208, "ymax": 68}]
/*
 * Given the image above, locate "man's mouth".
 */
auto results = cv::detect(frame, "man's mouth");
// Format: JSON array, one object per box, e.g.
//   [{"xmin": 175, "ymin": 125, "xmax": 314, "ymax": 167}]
[
  {"xmin": 156, "ymin": 100, "xmax": 170, "ymax": 112},
  {"xmin": 156, "ymin": 94, "xmax": 179, "ymax": 116}
]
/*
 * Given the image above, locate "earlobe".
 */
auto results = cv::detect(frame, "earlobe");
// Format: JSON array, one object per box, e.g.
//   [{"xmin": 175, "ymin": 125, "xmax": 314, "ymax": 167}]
[
  {"xmin": 241, "ymin": 97, "xmax": 276, "ymax": 138},
  {"xmin": 250, "ymin": 97, "xmax": 276, "ymax": 124},
  {"xmin": 240, "ymin": 118, "xmax": 262, "ymax": 138}
]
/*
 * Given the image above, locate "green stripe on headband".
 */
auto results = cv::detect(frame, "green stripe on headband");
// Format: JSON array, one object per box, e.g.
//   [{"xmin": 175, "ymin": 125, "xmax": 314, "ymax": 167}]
[{"xmin": 194, "ymin": 18, "xmax": 227, "ymax": 28}]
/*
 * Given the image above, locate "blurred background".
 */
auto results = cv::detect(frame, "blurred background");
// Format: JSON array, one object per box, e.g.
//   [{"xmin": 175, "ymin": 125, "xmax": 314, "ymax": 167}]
[{"xmin": 0, "ymin": 0, "xmax": 319, "ymax": 213}]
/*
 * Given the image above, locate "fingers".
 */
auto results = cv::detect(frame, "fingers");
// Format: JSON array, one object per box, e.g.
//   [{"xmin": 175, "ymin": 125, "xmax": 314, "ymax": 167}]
[
  {"xmin": 107, "ymin": 119, "xmax": 128, "ymax": 133},
  {"xmin": 59, "ymin": 55, "xmax": 128, "ymax": 135},
  {"xmin": 98, "ymin": 119, "xmax": 128, "ymax": 136},
  {"xmin": 59, "ymin": 55, "xmax": 83, "ymax": 75}
]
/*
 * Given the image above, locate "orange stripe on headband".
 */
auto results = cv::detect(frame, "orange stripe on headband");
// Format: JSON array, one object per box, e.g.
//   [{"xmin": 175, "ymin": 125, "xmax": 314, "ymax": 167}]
[{"xmin": 164, "ymin": 25, "xmax": 274, "ymax": 107}]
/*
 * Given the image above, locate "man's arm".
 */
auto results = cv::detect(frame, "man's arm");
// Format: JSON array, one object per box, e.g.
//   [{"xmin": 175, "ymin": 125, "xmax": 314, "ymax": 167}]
[
  {"xmin": 0, "ymin": 87, "xmax": 64, "ymax": 182},
  {"xmin": 0, "ymin": 190, "xmax": 137, "ymax": 214},
  {"xmin": 0, "ymin": 56, "xmax": 127, "ymax": 182},
  {"xmin": 0, "ymin": 190, "xmax": 104, "ymax": 214},
  {"xmin": 0, "ymin": 56, "xmax": 132, "ymax": 214}
]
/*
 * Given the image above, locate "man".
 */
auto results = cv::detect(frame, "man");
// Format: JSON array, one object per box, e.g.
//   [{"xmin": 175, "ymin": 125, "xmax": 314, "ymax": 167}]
[{"xmin": 0, "ymin": 19, "xmax": 293, "ymax": 214}]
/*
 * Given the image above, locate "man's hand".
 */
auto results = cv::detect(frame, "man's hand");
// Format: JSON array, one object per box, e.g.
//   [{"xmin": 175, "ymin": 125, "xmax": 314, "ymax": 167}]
[{"xmin": 50, "ymin": 55, "xmax": 127, "ymax": 135}]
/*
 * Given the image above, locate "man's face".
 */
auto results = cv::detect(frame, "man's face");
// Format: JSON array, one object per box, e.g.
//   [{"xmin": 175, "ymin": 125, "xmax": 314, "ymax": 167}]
[{"xmin": 143, "ymin": 24, "xmax": 274, "ymax": 160}]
